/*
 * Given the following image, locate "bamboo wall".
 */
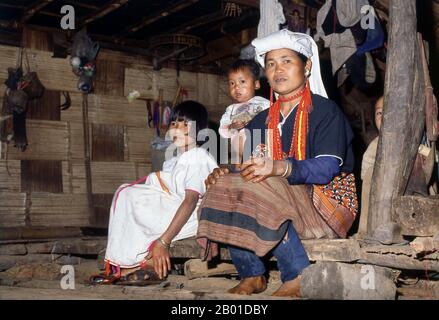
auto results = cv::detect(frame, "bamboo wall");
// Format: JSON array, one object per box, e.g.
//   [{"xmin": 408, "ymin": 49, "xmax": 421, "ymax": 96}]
[{"xmin": 0, "ymin": 29, "xmax": 232, "ymax": 228}]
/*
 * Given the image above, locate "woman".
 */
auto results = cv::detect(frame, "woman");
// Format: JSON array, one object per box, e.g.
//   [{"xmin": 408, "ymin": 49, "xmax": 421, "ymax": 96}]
[{"xmin": 197, "ymin": 29, "xmax": 357, "ymax": 297}]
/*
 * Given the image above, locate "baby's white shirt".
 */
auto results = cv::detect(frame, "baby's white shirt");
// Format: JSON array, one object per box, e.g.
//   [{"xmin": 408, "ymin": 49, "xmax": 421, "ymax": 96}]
[{"xmin": 219, "ymin": 96, "xmax": 270, "ymax": 138}]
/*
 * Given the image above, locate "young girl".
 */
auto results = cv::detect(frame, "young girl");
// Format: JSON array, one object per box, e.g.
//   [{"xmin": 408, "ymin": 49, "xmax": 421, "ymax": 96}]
[{"xmin": 91, "ymin": 101, "xmax": 218, "ymax": 284}]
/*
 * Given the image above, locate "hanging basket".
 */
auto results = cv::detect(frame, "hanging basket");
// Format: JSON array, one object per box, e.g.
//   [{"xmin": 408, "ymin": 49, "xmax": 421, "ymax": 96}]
[
  {"xmin": 15, "ymin": 47, "xmax": 46, "ymax": 100},
  {"xmin": 148, "ymin": 34, "xmax": 205, "ymax": 62},
  {"xmin": 22, "ymin": 71, "xmax": 45, "ymax": 99},
  {"xmin": 6, "ymin": 89, "xmax": 29, "ymax": 114},
  {"xmin": 4, "ymin": 67, "xmax": 23, "ymax": 90}
]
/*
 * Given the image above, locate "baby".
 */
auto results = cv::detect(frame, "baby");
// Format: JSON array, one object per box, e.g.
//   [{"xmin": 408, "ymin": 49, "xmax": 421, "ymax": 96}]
[{"xmin": 219, "ymin": 59, "xmax": 270, "ymax": 163}]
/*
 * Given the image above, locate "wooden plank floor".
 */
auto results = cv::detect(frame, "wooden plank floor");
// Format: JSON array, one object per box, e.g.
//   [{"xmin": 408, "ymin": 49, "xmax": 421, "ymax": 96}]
[{"xmin": 0, "ymin": 236, "xmax": 438, "ymax": 271}]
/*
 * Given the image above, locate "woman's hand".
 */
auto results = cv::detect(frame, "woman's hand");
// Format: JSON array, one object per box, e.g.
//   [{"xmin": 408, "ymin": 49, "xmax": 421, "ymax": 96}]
[
  {"xmin": 239, "ymin": 158, "xmax": 289, "ymax": 183},
  {"xmin": 147, "ymin": 241, "xmax": 171, "ymax": 279},
  {"xmin": 205, "ymin": 167, "xmax": 230, "ymax": 190}
]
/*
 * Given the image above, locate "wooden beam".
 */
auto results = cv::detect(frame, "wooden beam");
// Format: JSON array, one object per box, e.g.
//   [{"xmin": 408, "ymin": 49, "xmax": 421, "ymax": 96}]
[
  {"xmin": 0, "ymin": 20, "xmax": 20, "ymax": 30},
  {"xmin": 230, "ymin": 0, "xmax": 259, "ymax": 8},
  {"xmin": 410, "ymin": 237, "xmax": 439, "ymax": 254},
  {"xmin": 0, "ymin": 3, "xmax": 27, "ymax": 9},
  {"xmin": 37, "ymin": 11, "xmax": 61, "ymax": 18},
  {"xmin": 0, "ymin": 4, "xmax": 61, "ymax": 18},
  {"xmin": 1, "ymin": 237, "xmax": 438, "ymax": 273},
  {"xmin": 0, "ymin": 19, "xmax": 151, "ymax": 51},
  {"xmin": 0, "ymin": 31, "xmax": 20, "ymax": 47},
  {"xmin": 184, "ymin": 259, "xmax": 238, "ymax": 280},
  {"xmin": 392, "ymin": 196, "xmax": 439, "ymax": 236},
  {"xmin": 367, "ymin": 0, "xmax": 426, "ymax": 244},
  {"xmin": 20, "ymin": 0, "xmax": 56, "ymax": 24},
  {"xmin": 0, "ymin": 254, "xmax": 54, "ymax": 271},
  {"xmin": 167, "ymin": 12, "xmax": 227, "ymax": 34},
  {"xmin": 172, "ymin": 238, "xmax": 439, "ymax": 272},
  {"xmin": 359, "ymin": 252, "xmax": 439, "ymax": 272},
  {"xmin": 0, "ymin": 227, "xmax": 83, "ymax": 241},
  {"xmin": 0, "ymin": 244, "xmax": 27, "ymax": 255},
  {"xmin": 62, "ymin": 0, "xmax": 101, "ymax": 10},
  {"xmin": 116, "ymin": 0, "xmax": 200, "ymax": 37},
  {"xmin": 77, "ymin": 0, "xmax": 130, "ymax": 29},
  {"xmin": 397, "ymin": 287, "xmax": 439, "ymax": 299},
  {"xmin": 182, "ymin": 239, "xmax": 363, "ymax": 280}
]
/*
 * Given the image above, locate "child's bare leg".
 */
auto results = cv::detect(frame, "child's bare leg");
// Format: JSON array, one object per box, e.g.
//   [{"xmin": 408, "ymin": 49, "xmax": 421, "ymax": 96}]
[
  {"xmin": 230, "ymin": 134, "xmax": 240, "ymax": 165},
  {"xmin": 238, "ymin": 132, "xmax": 246, "ymax": 164}
]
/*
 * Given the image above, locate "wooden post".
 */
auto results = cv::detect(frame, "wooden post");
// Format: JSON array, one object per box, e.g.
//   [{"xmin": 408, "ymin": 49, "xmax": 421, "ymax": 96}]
[
  {"xmin": 82, "ymin": 94, "xmax": 93, "ymax": 223},
  {"xmin": 367, "ymin": 0, "xmax": 426, "ymax": 244}
]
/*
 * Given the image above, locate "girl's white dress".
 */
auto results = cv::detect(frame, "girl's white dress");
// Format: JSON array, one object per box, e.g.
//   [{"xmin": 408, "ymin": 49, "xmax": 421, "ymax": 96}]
[{"xmin": 105, "ymin": 147, "xmax": 218, "ymax": 268}]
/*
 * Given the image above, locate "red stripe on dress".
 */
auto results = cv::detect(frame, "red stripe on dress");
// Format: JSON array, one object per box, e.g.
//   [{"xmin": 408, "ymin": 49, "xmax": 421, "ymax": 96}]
[{"xmin": 113, "ymin": 175, "xmax": 149, "ymax": 213}]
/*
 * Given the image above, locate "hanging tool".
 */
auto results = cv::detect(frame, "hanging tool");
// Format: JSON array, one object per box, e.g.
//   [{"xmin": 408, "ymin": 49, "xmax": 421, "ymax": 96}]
[
  {"xmin": 153, "ymin": 89, "xmax": 163, "ymax": 136},
  {"xmin": 146, "ymin": 99, "xmax": 153, "ymax": 128}
]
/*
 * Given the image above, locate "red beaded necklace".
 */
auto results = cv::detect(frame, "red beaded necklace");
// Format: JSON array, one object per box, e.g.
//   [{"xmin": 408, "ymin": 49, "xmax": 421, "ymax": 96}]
[
  {"xmin": 276, "ymin": 87, "xmax": 305, "ymax": 103},
  {"xmin": 267, "ymin": 81, "xmax": 313, "ymax": 161}
]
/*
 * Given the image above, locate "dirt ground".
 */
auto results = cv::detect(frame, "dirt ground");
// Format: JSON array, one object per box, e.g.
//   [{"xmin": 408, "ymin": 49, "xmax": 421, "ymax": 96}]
[
  {"xmin": 0, "ymin": 260, "xmax": 290, "ymax": 300},
  {"xmin": 1, "ymin": 260, "xmax": 438, "ymax": 300}
]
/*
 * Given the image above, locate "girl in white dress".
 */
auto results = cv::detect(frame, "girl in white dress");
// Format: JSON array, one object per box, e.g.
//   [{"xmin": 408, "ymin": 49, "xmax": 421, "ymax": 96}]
[{"xmin": 91, "ymin": 101, "xmax": 218, "ymax": 284}]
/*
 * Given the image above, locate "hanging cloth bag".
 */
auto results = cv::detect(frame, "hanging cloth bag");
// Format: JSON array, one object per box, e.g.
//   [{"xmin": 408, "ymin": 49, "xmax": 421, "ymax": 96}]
[{"xmin": 19, "ymin": 47, "xmax": 45, "ymax": 99}]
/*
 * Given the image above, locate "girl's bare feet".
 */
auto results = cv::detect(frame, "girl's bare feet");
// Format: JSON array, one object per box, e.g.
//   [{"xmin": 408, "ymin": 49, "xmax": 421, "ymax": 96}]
[
  {"xmin": 120, "ymin": 266, "xmax": 140, "ymax": 277},
  {"xmin": 228, "ymin": 276, "xmax": 267, "ymax": 295},
  {"xmin": 272, "ymin": 275, "xmax": 302, "ymax": 298},
  {"xmin": 120, "ymin": 259, "xmax": 154, "ymax": 277}
]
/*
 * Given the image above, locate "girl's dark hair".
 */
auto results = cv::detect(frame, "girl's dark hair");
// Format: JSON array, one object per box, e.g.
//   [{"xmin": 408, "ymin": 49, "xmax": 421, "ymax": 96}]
[
  {"xmin": 227, "ymin": 59, "xmax": 260, "ymax": 80},
  {"xmin": 170, "ymin": 100, "xmax": 208, "ymax": 136}
]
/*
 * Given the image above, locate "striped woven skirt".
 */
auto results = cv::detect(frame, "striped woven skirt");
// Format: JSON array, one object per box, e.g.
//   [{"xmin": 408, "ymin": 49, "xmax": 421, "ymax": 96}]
[{"xmin": 196, "ymin": 173, "xmax": 341, "ymax": 259}]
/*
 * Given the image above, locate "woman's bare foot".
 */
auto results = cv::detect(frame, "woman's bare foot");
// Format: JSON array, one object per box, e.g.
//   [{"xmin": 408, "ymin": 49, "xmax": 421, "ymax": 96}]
[
  {"xmin": 272, "ymin": 275, "xmax": 302, "ymax": 298},
  {"xmin": 228, "ymin": 276, "xmax": 267, "ymax": 295}
]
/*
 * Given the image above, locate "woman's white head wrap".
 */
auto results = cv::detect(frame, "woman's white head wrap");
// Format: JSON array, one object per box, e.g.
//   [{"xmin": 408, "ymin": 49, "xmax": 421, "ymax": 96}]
[{"xmin": 252, "ymin": 29, "xmax": 328, "ymax": 98}]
